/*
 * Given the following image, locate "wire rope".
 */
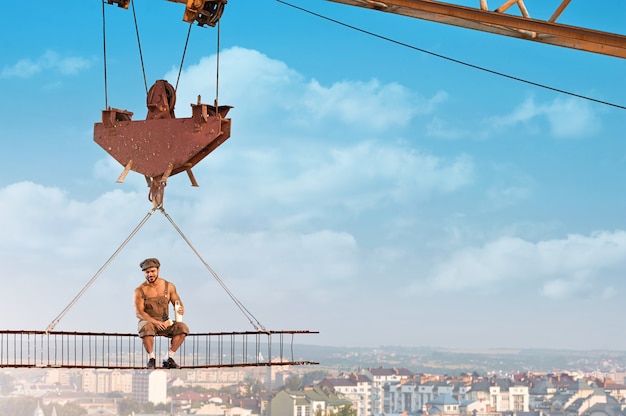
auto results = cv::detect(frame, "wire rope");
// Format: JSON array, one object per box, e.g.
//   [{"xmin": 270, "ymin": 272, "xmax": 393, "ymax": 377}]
[
  {"xmin": 45, "ymin": 205, "xmax": 266, "ymax": 333},
  {"xmin": 130, "ymin": 0, "xmax": 149, "ymax": 94},
  {"xmin": 277, "ymin": 0, "xmax": 626, "ymax": 111},
  {"xmin": 175, "ymin": 23, "xmax": 193, "ymax": 92},
  {"xmin": 101, "ymin": 0, "xmax": 109, "ymax": 109},
  {"xmin": 45, "ymin": 208, "xmax": 158, "ymax": 333},
  {"xmin": 215, "ymin": 18, "xmax": 221, "ymax": 106},
  {"xmin": 88, "ymin": 2, "xmax": 260, "ymax": 332},
  {"xmin": 158, "ymin": 207, "xmax": 267, "ymax": 332}
]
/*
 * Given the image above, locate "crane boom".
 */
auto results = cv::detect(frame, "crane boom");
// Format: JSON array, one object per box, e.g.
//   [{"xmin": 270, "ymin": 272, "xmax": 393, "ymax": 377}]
[{"xmin": 326, "ymin": 0, "xmax": 626, "ymax": 59}]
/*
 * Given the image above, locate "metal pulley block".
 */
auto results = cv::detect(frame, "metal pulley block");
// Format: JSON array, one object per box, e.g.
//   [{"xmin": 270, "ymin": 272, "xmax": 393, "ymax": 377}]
[{"xmin": 93, "ymin": 80, "xmax": 232, "ymax": 206}]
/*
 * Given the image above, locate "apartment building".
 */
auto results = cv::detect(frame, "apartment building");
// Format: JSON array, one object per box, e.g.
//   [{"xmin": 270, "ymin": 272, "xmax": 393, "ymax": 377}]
[
  {"xmin": 318, "ymin": 373, "xmax": 373, "ymax": 416},
  {"xmin": 360, "ymin": 367, "xmax": 414, "ymax": 414},
  {"xmin": 386, "ymin": 379, "xmax": 468, "ymax": 414},
  {"xmin": 81, "ymin": 369, "xmax": 133, "ymax": 394},
  {"xmin": 132, "ymin": 370, "xmax": 168, "ymax": 405},
  {"xmin": 466, "ymin": 379, "xmax": 529, "ymax": 412}
]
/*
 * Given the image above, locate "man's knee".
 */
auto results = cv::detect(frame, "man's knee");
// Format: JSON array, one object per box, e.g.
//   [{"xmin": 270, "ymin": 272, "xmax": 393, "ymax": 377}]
[
  {"xmin": 172, "ymin": 322, "xmax": 189, "ymax": 336},
  {"xmin": 138, "ymin": 321, "xmax": 156, "ymax": 337}
]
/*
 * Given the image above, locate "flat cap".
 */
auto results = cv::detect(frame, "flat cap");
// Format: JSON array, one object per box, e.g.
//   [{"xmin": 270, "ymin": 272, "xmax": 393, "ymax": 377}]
[{"xmin": 140, "ymin": 258, "xmax": 160, "ymax": 270}]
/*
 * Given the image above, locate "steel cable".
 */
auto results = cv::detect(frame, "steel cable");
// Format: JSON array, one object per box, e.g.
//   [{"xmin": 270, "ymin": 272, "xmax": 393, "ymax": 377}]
[
  {"xmin": 130, "ymin": 0, "xmax": 149, "ymax": 94},
  {"xmin": 45, "ymin": 208, "xmax": 158, "ymax": 333},
  {"xmin": 277, "ymin": 0, "xmax": 626, "ymax": 111},
  {"xmin": 158, "ymin": 207, "xmax": 267, "ymax": 332}
]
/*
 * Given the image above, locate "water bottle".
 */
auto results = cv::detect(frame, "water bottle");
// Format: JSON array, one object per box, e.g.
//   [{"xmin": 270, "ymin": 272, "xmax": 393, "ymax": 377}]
[{"xmin": 174, "ymin": 300, "xmax": 183, "ymax": 322}]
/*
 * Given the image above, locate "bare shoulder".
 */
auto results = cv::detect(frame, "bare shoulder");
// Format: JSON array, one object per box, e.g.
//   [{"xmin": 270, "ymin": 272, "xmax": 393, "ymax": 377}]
[{"xmin": 134, "ymin": 285, "xmax": 144, "ymax": 298}]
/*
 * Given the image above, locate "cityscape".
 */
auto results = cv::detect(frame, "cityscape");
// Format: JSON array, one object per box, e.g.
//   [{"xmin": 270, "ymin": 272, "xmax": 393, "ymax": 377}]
[{"xmin": 3, "ymin": 344, "xmax": 626, "ymax": 416}]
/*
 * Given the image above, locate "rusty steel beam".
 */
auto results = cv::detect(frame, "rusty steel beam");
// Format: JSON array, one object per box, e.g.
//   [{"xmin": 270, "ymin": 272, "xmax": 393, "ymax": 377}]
[
  {"xmin": 0, "ymin": 330, "xmax": 319, "ymax": 369},
  {"xmin": 326, "ymin": 0, "xmax": 626, "ymax": 59}
]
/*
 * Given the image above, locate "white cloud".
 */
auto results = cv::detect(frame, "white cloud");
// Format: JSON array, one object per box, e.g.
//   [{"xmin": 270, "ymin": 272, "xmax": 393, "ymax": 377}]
[
  {"xmin": 4, "ymin": 44, "xmax": 624, "ymax": 349},
  {"xmin": 298, "ymin": 79, "xmax": 444, "ymax": 130},
  {"xmin": 3, "ymin": 179, "xmax": 624, "ymax": 345},
  {"xmin": 418, "ymin": 231, "xmax": 626, "ymax": 298},
  {"xmin": 544, "ymin": 97, "xmax": 599, "ymax": 138},
  {"xmin": 426, "ymin": 116, "xmax": 467, "ymax": 140},
  {"xmin": 151, "ymin": 47, "xmax": 474, "ymax": 231},
  {"xmin": 485, "ymin": 96, "xmax": 600, "ymax": 138},
  {"xmin": 485, "ymin": 164, "xmax": 534, "ymax": 208},
  {"xmin": 167, "ymin": 47, "xmax": 445, "ymax": 134},
  {"xmin": 1, "ymin": 50, "xmax": 93, "ymax": 78},
  {"xmin": 0, "ymin": 180, "xmax": 361, "ymax": 332}
]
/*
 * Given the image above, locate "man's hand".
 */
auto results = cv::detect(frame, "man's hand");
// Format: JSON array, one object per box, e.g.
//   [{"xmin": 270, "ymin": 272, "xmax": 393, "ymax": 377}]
[{"xmin": 155, "ymin": 319, "xmax": 173, "ymax": 331}]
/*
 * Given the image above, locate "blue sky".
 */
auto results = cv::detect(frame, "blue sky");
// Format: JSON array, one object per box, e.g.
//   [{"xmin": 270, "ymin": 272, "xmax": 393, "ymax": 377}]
[{"xmin": 1, "ymin": 1, "xmax": 625, "ymax": 351}]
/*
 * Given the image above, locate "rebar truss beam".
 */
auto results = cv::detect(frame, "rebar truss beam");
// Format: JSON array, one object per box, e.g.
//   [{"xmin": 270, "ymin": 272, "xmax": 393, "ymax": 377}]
[
  {"xmin": 0, "ymin": 330, "xmax": 318, "ymax": 369},
  {"xmin": 326, "ymin": 0, "xmax": 626, "ymax": 59}
]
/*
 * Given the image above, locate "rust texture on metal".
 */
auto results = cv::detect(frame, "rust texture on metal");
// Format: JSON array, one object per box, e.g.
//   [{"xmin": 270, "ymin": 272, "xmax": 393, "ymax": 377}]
[
  {"xmin": 326, "ymin": 0, "xmax": 626, "ymax": 59},
  {"xmin": 167, "ymin": 0, "xmax": 228, "ymax": 27},
  {"xmin": 107, "ymin": 0, "xmax": 130, "ymax": 9},
  {"xmin": 107, "ymin": 0, "xmax": 227, "ymax": 26},
  {"xmin": 94, "ymin": 80, "xmax": 232, "ymax": 205}
]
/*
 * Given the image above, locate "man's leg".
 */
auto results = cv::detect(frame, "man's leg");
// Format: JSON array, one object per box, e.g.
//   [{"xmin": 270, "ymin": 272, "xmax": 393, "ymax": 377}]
[
  {"xmin": 170, "ymin": 334, "xmax": 186, "ymax": 352},
  {"xmin": 139, "ymin": 322, "xmax": 156, "ymax": 369},
  {"xmin": 142, "ymin": 335, "xmax": 155, "ymax": 354},
  {"xmin": 162, "ymin": 334, "xmax": 186, "ymax": 368}
]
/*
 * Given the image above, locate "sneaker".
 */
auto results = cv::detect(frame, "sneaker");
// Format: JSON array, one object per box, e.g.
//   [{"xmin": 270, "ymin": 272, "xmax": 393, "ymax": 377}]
[
  {"xmin": 146, "ymin": 358, "xmax": 156, "ymax": 369},
  {"xmin": 162, "ymin": 357, "xmax": 179, "ymax": 369}
]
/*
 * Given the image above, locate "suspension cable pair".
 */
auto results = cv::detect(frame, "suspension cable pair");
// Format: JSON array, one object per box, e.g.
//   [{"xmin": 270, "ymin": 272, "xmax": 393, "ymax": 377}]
[
  {"xmin": 101, "ymin": 0, "xmax": 222, "ymax": 109},
  {"xmin": 46, "ymin": 206, "xmax": 267, "ymax": 333},
  {"xmin": 51, "ymin": 2, "xmax": 253, "ymax": 332}
]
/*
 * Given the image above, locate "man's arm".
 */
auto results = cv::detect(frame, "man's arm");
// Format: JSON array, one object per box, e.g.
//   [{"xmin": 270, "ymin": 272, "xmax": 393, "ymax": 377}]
[{"xmin": 168, "ymin": 282, "xmax": 185, "ymax": 316}]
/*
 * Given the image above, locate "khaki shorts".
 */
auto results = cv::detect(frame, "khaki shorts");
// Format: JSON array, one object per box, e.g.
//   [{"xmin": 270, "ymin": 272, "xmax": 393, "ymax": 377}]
[{"xmin": 138, "ymin": 321, "xmax": 189, "ymax": 338}]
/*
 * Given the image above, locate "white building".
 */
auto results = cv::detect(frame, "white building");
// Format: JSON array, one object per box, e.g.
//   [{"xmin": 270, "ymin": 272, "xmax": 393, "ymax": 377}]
[
  {"xmin": 81, "ymin": 369, "xmax": 133, "ymax": 394},
  {"xmin": 319, "ymin": 374, "xmax": 373, "ymax": 416},
  {"xmin": 467, "ymin": 379, "xmax": 529, "ymax": 413},
  {"xmin": 360, "ymin": 367, "xmax": 414, "ymax": 414},
  {"xmin": 386, "ymin": 380, "xmax": 460, "ymax": 414},
  {"xmin": 132, "ymin": 370, "xmax": 168, "ymax": 405}
]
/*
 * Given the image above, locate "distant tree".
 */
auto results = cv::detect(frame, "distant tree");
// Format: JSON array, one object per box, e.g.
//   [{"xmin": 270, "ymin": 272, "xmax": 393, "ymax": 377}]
[
  {"xmin": 154, "ymin": 402, "xmax": 169, "ymax": 412},
  {"xmin": 313, "ymin": 404, "xmax": 357, "ymax": 416},
  {"xmin": 141, "ymin": 401, "xmax": 155, "ymax": 413},
  {"xmin": 329, "ymin": 404, "xmax": 357, "ymax": 416},
  {"xmin": 42, "ymin": 402, "xmax": 86, "ymax": 416},
  {"xmin": 117, "ymin": 398, "xmax": 142, "ymax": 415},
  {"xmin": 0, "ymin": 396, "xmax": 38, "ymax": 416},
  {"xmin": 170, "ymin": 384, "xmax": 213, "ymax": 397},
  {"xmin": 241, "ymin": 376, "xmax": 256, "ymax": 397},
  {"xmin": 248, "ymin": 378, "xmax": 267, "ymax": 398},
  {"xmin": 0, "ymin": 373, "xmax": 15, "ymax": 395},
  {"xmin": 284, "ymin": 375, "xmax": 302, "ymax": 391},
  {"xmin": 302, "ymin": 370, "xmax": 330, "ymax": 387}
]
